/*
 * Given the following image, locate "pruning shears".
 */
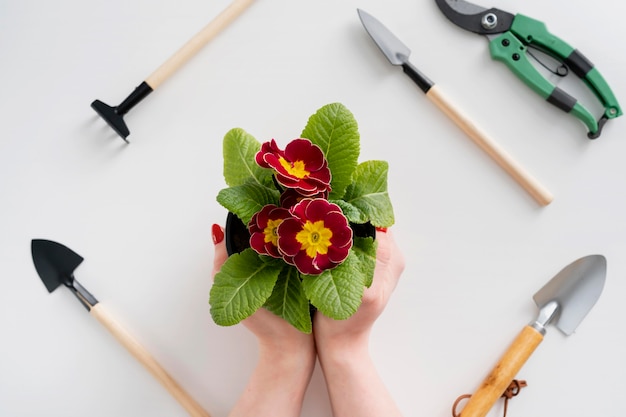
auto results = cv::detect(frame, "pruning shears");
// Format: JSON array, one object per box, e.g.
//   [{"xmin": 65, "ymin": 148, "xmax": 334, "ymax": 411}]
[{"xmin": 435, "ymin": 0, "xmax": 622, "ymax": 138}]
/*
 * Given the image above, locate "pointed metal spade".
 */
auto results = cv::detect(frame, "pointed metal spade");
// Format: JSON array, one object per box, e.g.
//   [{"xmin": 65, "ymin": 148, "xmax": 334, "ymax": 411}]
[
  {"xmin": 31, "ymin": 239, "xmax": 211, "ymax": 417},
  {"xmin": 357, "ymin": 8, "xmax": 553, "ymax": 206}
]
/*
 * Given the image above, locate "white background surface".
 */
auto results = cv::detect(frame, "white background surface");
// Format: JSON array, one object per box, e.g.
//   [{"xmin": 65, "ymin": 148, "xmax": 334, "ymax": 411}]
[{"xmin": 1, "ymin": 0, "xmax": 625, "ymax": 416}]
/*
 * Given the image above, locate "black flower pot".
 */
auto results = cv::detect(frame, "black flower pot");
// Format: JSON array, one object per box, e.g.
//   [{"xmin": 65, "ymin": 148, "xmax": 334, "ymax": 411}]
[
  {"xmin": 225, "ymin": 211, "xmax": 376, "ymax": 256},
  {"xmin": 225, "ymin": 212, "xmax": 252, "ymax": 256}
]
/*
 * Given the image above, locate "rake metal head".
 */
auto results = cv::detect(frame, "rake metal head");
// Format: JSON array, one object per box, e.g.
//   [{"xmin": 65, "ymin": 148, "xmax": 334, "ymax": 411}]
[
  {"xmin": 91, "ymin": 81, "xmax": 154, "ymax": 143},
  {"xmin": 91, "ymin": 100, "xmax": 130, "ymax": 141}
]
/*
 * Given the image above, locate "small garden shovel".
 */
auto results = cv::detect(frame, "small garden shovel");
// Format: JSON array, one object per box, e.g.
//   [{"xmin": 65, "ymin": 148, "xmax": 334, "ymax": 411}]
[
  {"xmin": 458, "ymin": 254, "xmax": 606, "ymax": 417},
  {"xmin": 30, "ymin": 239, "xmax": 211, "ymax": 417}
]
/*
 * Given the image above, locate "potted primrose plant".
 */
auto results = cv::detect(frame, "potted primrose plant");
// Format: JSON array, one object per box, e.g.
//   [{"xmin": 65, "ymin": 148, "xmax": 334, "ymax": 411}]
[{"xmin": 209, "ymin": 103, "xmax": 395, "ymax": 333}]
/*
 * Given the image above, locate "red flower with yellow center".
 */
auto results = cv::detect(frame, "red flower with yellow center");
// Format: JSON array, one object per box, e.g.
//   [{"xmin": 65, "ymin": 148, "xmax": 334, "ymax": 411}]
[
  {"xmin": 248, "ymin": 204, "xmax": 291, "ymax": 258},
  {"xmin": 255, "ymin": 138, "xmax": 331, "ymax": 197},
  {"xmin": 277, "ymin": 199, "xmax": 352, "ymax": 275}
]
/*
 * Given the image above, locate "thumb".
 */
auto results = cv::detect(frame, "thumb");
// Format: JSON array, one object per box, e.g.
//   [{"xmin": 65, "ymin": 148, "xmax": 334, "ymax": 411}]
[{"xmin": 211, "ymin": 224, "xmax": 228, "ymax": 279}]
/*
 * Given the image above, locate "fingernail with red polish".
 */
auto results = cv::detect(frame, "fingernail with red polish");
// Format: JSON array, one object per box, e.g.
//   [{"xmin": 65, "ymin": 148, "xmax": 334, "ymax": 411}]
[
  {"xmin": 212, "ymin": 224, "xmax": 224, "ymax": 245},
  {"xmin": 375, "ymin": 227, "xmax": 388, "ymax": 233}
]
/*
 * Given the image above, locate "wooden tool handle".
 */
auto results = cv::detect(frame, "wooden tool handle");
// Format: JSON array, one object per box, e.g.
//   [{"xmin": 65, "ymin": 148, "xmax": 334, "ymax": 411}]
[
  {"xmin": 146, "ymin": 0, "xmax": 256, "ymax": 89},
  {"xmin": 460, "ymin": 325, "xmax": 543, "ymax": 417},
  {"xmin": 425, "ymin": 85, "xmax": 554, "ymax": 206},
  {"xmin": 90, "ymin": 304, "xmax": 211, "ymax": 417}
]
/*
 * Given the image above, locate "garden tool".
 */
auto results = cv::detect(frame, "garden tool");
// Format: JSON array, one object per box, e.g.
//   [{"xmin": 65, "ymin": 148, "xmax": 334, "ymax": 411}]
[
  {"xmin": 92, "ymin": 0, "xmax": 256, "ymax": 142},
  {"xmin": 357, "ymin": 9, "xmax": 553, "ymax": 206},
  {"xmin": 457, "ymin": 254, "xmax": 606, "ymax": 417},
  {"xmin": 435, "ymin": 0, "xmax": 622, "ymax": 138},
  {"xmin": 30, "ymin": 239, "xmax": 211, "ymax": 417}
]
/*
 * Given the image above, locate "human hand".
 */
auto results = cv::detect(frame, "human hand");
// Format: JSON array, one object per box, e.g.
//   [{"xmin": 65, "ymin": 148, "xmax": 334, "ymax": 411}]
[
  {"xmin": 313, "ymin": 228, "xmax": 406, "ymax": 345},
  {"xmin": 211, "ymin": 224, "xmax": 316, "ymax": 417},
  {"xmin": 211, "ymin": 224, "xmax": 314, "ymax": 352},
  {"xmin": 312, "ymin": 228, "xmax": 406, "ymax": 417}
]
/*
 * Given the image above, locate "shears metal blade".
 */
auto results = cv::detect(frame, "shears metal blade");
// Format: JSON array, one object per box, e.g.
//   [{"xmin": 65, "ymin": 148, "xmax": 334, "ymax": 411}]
[{"xmin": 435, "ymin": 0, "xmax": 622, "ymax": 138}]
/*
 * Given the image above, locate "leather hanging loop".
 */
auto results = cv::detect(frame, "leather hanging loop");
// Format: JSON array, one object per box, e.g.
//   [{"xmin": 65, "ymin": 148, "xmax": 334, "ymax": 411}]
[{"xmin": 452, "ymin": 379, "xmax": 528, "ymax": 417}]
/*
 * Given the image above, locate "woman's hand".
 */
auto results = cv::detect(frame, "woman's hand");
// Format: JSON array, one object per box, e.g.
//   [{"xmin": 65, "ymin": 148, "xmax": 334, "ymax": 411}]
[
  {"xmin": 211, "ymin": 224, "xmax": 313, "ymax": 351},
  {"xmin": 314, "ymin": 228, "xmax": 406, "ymax": 345},
  {"xmin": 313, "ymin": 228, "xmax": 406, "ymax": 417},
  {"xmin": 211, "ymin": 224, "xmax": 316, "ymax": 417},
  {"xmin": 211, "ymin": 224, "xmax": 405, "ymax": 417}
]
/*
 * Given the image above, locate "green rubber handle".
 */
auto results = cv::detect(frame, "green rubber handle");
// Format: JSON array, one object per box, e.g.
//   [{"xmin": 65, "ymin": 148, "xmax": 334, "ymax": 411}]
[{"xmin": 488, "ymin": 14, "xmax": 622, "ymax": 137}]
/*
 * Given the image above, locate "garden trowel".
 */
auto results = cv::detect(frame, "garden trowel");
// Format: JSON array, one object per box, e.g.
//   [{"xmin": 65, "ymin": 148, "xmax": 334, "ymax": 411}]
[
  {"xmin": 458, "ymin": 254, "xmax": 606, "ymax": 417},
  {"xmin": 30, "ymin": 239, "xmax": 211, "ymax": 417},
  {"xmin": 357, "ymin": 8, "xmax": 553, "ymax": 206}
]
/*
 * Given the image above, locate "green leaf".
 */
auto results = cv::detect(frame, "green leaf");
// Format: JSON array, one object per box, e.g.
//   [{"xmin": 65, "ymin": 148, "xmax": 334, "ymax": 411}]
[
  {"xmin": 217, "ymin": 182, "xmax": 280, "ymax": 224},
  {"xmin": 330, "ymin": 199, "xmax": 368, "ymax": 225},
  {"xmin": 301, "ymin": 252, "xmax": 366, "ymax": 320},
  {"xmin": 223, "ymin": 128, "xmax": 273, "ymax": 187},
  {"xmin": 301, "ymin": 103, "xmax": 360, "ymax": 199},
  {"xmin": 264, "ymin": 266, "xmax": 312, "ymax": 333},
  {"xmin": 351, "ymin": 237, "xmax": 378, "ymax": 288},
  {"xmin": 342, "ymin": 160, "xmax": 395, "ymax": 228},
  {"xmin": 209, "ymin": 249, "xmax": 282, "ymax": 326}
]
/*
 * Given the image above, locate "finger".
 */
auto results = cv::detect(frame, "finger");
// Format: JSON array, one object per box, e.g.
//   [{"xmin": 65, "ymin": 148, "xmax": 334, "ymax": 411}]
[
  {"xmin": 374, "ymin": 228, "xmax": 393, "ymax": 265},
  {"xmin": 385, "ymin": 229, "xmax": 406, "ymax": 278},
  {"xmin": 211, "ymin": 224, "xmax": 228, "ymax": 278},
  {"xmin": 373, "ymin": 228, "xmax": 404, "ymax": 291},
  {"xmin": 366, "ymin": 230, "xmax": 393, "ymax": 296}
]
